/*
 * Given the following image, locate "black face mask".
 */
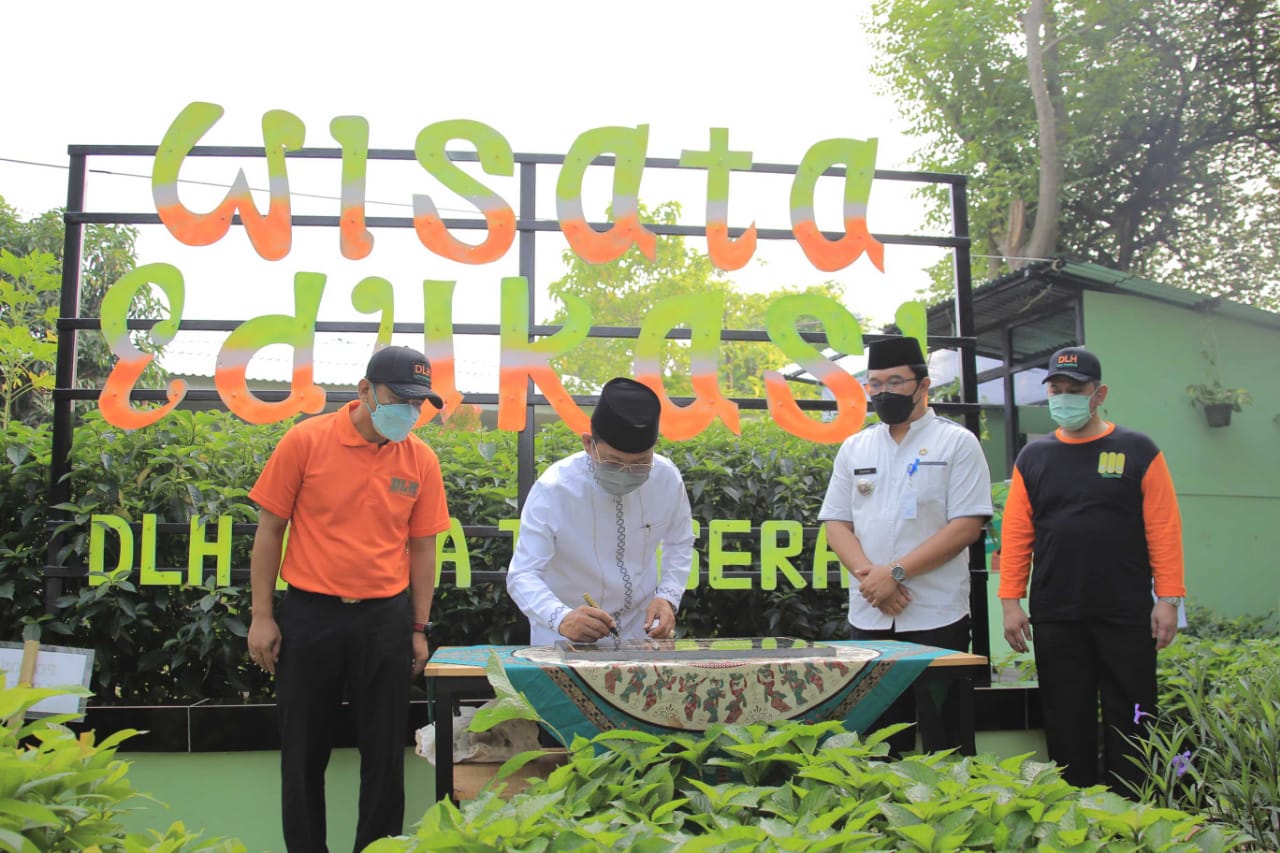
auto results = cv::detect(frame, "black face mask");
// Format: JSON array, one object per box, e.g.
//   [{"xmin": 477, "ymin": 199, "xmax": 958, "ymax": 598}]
[{"xmin": 870, "ymin": 389, "xmax": 918, "ymax": 425}]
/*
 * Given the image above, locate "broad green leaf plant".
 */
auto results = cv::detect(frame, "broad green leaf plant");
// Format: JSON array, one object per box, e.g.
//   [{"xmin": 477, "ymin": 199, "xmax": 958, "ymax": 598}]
[
  {"xmin": 0, "ymin": 676, "xmax": 245, "ymax": 852},
  {"xmin": 382, "ymin": 655, "xmax": 1250, "ymax": 852}
]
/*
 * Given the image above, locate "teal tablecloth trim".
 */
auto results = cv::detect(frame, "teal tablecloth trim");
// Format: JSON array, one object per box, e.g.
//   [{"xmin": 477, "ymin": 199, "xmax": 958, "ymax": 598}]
[{"xmin": 430, "ymin": 640, "xmax": 956, "ymax": 745}]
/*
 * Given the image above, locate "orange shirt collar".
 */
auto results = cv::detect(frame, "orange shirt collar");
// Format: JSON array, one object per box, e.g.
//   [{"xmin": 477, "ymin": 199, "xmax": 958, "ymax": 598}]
[
  {"xmin": 1055, "ymin": 421, "xmax": 1116, "ymax": 445},
  {"xmin": 338, "ymin": 399, "xmax": 373, "ymax": 447}
]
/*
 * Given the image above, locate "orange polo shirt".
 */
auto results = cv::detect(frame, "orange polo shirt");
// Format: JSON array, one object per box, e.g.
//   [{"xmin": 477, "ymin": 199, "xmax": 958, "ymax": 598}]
[{"xmin": 249, "ymin": 401, "xmax": 450, "ymax": 599}]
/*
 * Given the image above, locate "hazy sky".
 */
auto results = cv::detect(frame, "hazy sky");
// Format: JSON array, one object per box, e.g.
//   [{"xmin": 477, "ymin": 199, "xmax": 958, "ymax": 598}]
[{"xmin": 2, "ymin": 0, "xmax": 956, "ymax": 382}]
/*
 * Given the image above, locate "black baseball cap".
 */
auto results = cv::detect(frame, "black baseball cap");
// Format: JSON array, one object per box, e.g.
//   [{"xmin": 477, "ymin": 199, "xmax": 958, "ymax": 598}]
[
  {"xmin": 365, "ymin": 346, "xmax": 444, "ymax": 409},
  {"xmin": 1043, "ymin": 346, "xmax": 1102, "ymax": 383}
]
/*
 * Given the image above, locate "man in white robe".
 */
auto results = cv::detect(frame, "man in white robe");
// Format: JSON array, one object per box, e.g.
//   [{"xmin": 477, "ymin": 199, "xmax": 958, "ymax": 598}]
[{"xmin": 507, "ymin": 377, "xmax": 695, "ymax": 645}]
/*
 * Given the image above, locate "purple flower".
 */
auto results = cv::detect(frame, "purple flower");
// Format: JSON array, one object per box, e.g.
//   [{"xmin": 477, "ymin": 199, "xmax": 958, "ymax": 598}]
[
  {"xmin": 1170, "ymin": 750, "xmax": 1193, "ymax": 778},
  {"xmin": 1134, "ymin": 703, "xmax": 1154, "ymax": 725}
]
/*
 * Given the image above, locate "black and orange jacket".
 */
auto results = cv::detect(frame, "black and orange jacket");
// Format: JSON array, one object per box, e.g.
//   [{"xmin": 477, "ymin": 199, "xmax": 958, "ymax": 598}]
[{"xmin": 998, "ymin": 423, "xmax": 1185, "ymax": 624}]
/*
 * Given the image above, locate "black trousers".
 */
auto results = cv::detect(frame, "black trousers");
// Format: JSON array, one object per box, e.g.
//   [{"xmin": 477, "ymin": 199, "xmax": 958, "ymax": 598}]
[
  {"xmin": 276, "ymin": 588, "xmax": 413, "ymax": 853},
  {"xmin": 1032, "ymin": 620, "xmax": 1156, "ymax": 793},
  {"xmin": 849, "ymin": 615, "xmax": 972, "ymax": 755}
]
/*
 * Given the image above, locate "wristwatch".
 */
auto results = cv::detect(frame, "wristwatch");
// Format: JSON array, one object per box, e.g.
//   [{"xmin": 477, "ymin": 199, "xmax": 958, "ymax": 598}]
[
  {"xmin": 412, "ymin": 621, "xmax": 432, "ymax": 638},
  {"xmin": 1156, "ymin": 597, "xmax": 1183, "ymax": 607},
  {"xmin": 890, "ymin": 562, "xmax": 907, "ymax": 583}
]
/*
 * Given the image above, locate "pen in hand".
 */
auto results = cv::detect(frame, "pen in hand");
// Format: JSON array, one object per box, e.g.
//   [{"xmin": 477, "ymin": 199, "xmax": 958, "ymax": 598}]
[{"xmin": 582, "ymin": 593, "xmax": 621, "ymax": 640}]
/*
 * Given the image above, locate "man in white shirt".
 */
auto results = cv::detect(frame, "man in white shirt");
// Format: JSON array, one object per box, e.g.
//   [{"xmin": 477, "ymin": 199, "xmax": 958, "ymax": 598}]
[
  {"xmin": 819, "ymin": 337, "xmax": 992, "ymax": 752},
  {"xmin": 507, "ymin": 377, "xmax": 695, "ymax": 645}
]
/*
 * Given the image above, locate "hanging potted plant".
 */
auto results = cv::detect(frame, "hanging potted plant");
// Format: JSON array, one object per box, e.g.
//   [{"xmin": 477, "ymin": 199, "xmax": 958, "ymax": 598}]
[{"xmin": 1186, "ymin": 382, "xmax": 1252, "ymax": 427}]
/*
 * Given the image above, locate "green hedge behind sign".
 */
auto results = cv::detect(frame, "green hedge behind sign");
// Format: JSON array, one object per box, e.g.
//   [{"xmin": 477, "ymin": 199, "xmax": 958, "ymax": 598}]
[{"xmin": 2, "ymin": 411, "xmax": 854, "ymax": 704}]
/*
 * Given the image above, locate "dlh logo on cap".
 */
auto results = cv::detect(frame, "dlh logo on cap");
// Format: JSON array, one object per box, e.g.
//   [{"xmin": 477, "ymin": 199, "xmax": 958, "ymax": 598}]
[
  {"xmin": 1043, "ymin": 346, "xmax": 1101, "ymax": 383},
  {"xmin": 365, "ymin": 346, "xmax": 444, "ymax": 408}
]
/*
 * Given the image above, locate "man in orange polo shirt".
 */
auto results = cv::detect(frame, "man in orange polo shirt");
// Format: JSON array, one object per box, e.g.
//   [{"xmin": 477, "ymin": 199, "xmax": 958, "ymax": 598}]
[
  {"xmin": 247, "ymin": 345, "xmax": 451, "ymax": 852},
  {"xmin": 1000, "ymin": 346, "xmax": 1185, "ymax": 794}
]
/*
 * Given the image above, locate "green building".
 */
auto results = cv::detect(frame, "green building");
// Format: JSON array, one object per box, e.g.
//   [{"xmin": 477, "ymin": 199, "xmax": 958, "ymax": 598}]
[{"xmin": 929, "ymin": 259, "xmax": 1280, "ymax": 620}]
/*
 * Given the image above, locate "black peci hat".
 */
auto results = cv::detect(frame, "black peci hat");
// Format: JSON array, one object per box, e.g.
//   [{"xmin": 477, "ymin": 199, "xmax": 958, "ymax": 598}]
[
  {"xmin": 591, "ymin": 378, "xmax": 661, "ymax": 452},
  {"xmin": 867, "ymin": 337, "xmax": 926, "ymax": 370},
  {"xmin": 365, "ymin": 346, "xmax": 444, "ymax": 409}
]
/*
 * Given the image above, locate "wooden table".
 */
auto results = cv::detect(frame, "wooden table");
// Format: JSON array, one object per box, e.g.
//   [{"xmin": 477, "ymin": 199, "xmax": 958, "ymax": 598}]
[{"xmin": 424, "ymin": 642, "xmax": 987, "ymax": 802}]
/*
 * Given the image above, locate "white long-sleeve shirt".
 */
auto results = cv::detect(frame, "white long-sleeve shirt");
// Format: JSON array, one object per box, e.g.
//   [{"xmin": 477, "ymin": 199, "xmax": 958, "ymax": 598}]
[{"xmin": 506, "ymin": 451, "xmax": 695, "ymax": 645}]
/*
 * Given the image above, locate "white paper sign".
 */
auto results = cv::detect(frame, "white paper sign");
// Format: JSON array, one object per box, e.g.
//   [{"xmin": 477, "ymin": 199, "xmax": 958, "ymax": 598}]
[{"xmin": 0, "ymin": 643, "xmax": 95, "ymax": 719}]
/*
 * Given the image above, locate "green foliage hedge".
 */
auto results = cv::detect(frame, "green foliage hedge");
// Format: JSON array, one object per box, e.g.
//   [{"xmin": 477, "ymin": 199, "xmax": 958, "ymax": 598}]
[
  {"xmin": 397, "ymin": 645, "xmax": 1274, "ymax": 852},
  {"xmin": 380, "ymin": 721, "xmax": 1249, "ymax": 852},
  {"xmin": 1, "ymin": 411, "xmax": 851, "ymax": 703},
  {"xmin": 2, "ymin": 412, "xmax": 287, "ymax": 703}
]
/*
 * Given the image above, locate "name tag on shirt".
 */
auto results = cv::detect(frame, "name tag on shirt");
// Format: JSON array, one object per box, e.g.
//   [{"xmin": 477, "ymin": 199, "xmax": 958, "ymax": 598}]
[{"xmin": 900, "ymin": 491, "xmax": 918, "ymax": 519}]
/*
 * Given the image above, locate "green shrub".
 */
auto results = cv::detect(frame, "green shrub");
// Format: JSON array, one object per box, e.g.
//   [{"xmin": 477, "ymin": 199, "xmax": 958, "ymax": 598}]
[
  {"xmin": 1126, "ymin": 636, "xmax": 1280, "ymax": 850},
  {"xmin": 373, "ymin": 650, "xmax": 1249, "ymax": 850},
  {"xmin": 0, "ymin": 420, "xmax": 52, "ymax": 644},
  {"xmin": 9, "ymin": 410, "xmax": 288, "ymax": 704},
  {"xmin": 3, "ymin": 412, "xmax": 853, "ymax": 701},
  {"xmin": 372, "ymin": 652, "xmax": 1249, "ymax": 852},
  {"xmin": 1180, "ymin": 604, "xmax": 1278, "ymax": 640},
  {"xmin": 394, "ymin": 731, "xmax": 1245, "ymax": 852},
  {"xmin": 0, "ymin": 676, "xmax": 244, "ymax": 851},
  {"xmin": 949, "ymin": 621, "xmax": 1280, "ymax": 847}
]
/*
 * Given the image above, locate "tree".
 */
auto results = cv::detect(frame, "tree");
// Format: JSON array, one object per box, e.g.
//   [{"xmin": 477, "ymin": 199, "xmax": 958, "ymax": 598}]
[
  {"xmin": 0, "ymin": 195, "xmax": 156, "ymax": 422},
  {"xmin": 0, "ymin": 249, "xmax": 59, "ymax": 428},
  {"xmin": 868, "ymin": 0, "xmax": 1280, "ymax": 309},
  {"xmin": 544, "ymin": 202, "xmax": 851, "ymax": 397}
]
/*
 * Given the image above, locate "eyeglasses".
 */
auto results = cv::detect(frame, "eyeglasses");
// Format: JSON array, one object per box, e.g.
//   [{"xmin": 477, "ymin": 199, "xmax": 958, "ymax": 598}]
[
  {"xmin": 592, "ymin": 442, "xmax": 654, "ymax": 474},
  {"xmin": 863, "ymin": 376, "xmax": 920, "ymax": 394}
]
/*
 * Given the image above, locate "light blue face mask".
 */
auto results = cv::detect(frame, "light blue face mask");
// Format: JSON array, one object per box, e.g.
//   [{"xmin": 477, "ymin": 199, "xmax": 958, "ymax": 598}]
[
  {"xmin": 366, "ymin": 391, "xmax": 418, "ymax": 442},
  {"xmin": 1048, "ymin": 392, "xmax": 1095, "ymax": 430}
]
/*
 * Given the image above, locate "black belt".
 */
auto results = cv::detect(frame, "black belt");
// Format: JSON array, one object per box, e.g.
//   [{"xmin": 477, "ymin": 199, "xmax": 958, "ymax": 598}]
[{"xmin": 286, "ymin": 586, "xmax": 406, "ymax": 605}]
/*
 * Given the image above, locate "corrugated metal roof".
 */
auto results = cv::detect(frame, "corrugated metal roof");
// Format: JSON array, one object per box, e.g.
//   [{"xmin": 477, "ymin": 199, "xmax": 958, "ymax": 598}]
[
  {"xmin": 1027, "ymin": 260, "xmax": 1279, "ymax": 327},
  {"xmin": 928, "ymin": 269, "xmax": 1079, "ymax": 363},
  {"xmin": 927, "ymin": 258, "xmax": 1280, "ymax": 362}
]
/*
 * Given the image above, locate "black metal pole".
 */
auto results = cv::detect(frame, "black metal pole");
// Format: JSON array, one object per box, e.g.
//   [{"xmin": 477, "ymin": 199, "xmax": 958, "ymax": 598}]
[
  {"xmin": 516, "ymin": 161, "xmax": 537, "ymax": 506},
  {"xmin": 46, "ymin": 152, "xmax": 88, "ymax": 611},
  {"xmin": 949, "ymin": 178, "xmax": 991, "ymax": 669},
  {"xmin": 1002, "ymin": 325, "xmax": 1018, "ymax": 475}
]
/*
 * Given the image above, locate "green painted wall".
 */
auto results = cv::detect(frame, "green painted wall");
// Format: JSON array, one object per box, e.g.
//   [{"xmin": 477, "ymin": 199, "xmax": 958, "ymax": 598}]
[
  {"xmin": 1017, "ymin": 406, "xmax": 1057, "ymax": 444},
  {"xmin": 979, "ymin": 407, "xmax": 1057, "ymax": 483},
  {"xmin": 1082, "ymin": 290, "xmax": 1280, "ymax": 618}
]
